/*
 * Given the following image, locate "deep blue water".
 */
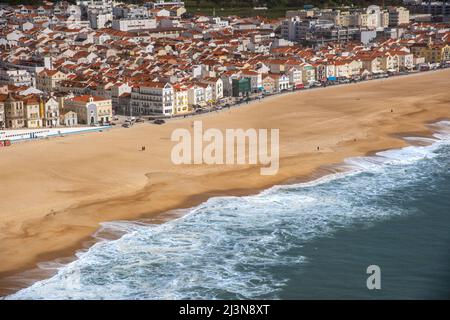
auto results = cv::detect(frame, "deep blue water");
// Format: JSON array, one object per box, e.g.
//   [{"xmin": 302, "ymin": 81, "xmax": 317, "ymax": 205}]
[{"xmin": 6, "ymin": 122, "xmax": 450, "ymax": 300}]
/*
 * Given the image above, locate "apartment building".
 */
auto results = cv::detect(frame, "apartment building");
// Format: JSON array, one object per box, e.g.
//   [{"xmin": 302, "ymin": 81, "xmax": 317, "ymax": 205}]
[
  {"xmin": 36, "ymin": 69, "xmax": 68, "ymax": 93},
  {"xmin": 130, "ymin": 82, "xmax": 174, "ymax": 116},
  {"xmin": 23, "ymin": 97, "xmax": 42, "ymax": 128},
  {"xmin": 43, "ymin": 97, "xmax": 61, "ymax": 127},
  {"xmin": 4, "ymin": 94, "xmax": 25, "ymax": 129},
  {"xmin": 356, "ymin": 6, "xmax": 389, "ymax": 29},
  {"xmin": 112, "ymin": 18, "xmax": 156, "ymax": 31},
  {"xmin": 410, "ymin": 43, "xmax": 450, "ymax": 63},
  {"xmin": 200, "ymin": 78, "xmax": 224, "ymax": 102},
  {"xmin": 0, "ymin": 69, "xmax": 33, "ymax": 87},
  {"xmin": 388, "ymin": 7, "xmax": 410, "ymax": 26},
  {"xmin": 172, "ymin": 84, "xmax": 189, "ymax": 114},
  {"xmin": 187, "ymin": 84, "xmax": 205, "ymax": 107}
]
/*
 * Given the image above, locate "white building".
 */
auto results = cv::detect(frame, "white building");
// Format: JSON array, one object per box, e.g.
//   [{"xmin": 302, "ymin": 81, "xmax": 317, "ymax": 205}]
[
  {"xmin": 43, "ymin": 97, "xmax": 61, "ymax": 127},
  {"xmin": 130, "ymin": 82, "xmax": 174, "ymax": 116},
  {"xmin": 112, "ymin": 18, "xmax": 157, "ymax": 31},
  {"xmin": 0, "ymin": 69, "xmax": 33, "ymax": 86},
  {"xmin": 201, "ymin": 78, "xmax": 224, "ymax": 102},
  {"xmin": 388, "ymin": 7, "xmax": 410, "ymax": 26},
  {"xmin": 287, "ymin": 67, "xmax": 302, "ymax": 87},
  {"xmin": 281, "ymin": 16, "xmax": 302, "ymax": 42},
  {"xmin": 88, "ymin": 11, "xmax": 113, "ymax": 29},
  {"xmin": 187, "ymin": 85, "xmax": 205, "ymax": 107}
]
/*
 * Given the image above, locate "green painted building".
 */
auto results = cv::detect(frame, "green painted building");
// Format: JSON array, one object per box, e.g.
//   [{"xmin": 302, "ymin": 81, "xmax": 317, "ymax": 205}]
[{"xmin": 232, "ymin": 78, "xmax": 251, "ymax": 97}]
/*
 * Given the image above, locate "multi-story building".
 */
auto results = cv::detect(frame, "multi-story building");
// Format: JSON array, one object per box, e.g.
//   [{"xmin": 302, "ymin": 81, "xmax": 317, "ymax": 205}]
[
  {"xmin": 380, "ymin": 53, "xmax": 400, "ymax": 72},
  {"xmin": 60, "ymin": 110, "xmax": 78, "ymax": 126},
  {"xmin": 130, "ymin": 82, "xmax": 174, "ymax": 116},
  {"xmin": 0, "ymin": 94, "xmax": 5, "ymax": 129},
  {"xmin": 354, "ymin": 5, "xmax": 389, "ymax": 29},
  {"xmin": 4, "ymin": 94, "xmax": 25, "ymax": 129},
  {"xmin": 262, "ymin": 74, "xmax": 276, "ymax": 93},
  {"xmin": 200, "ymin": 78, "xmax": 224, "ymax": 102},
  {"xmin": 405, "ymin": 1, "xmax": 450, "ymax": 17},
  {"xmin": 64, "ymin": 95, "xmax": 112, "ymax": 125},
  {"xmin": 43, "ymin": 97, "xmax": 61, "ymax": 127},
  {"xmin": 112, "ymin": 18, "xmax": 156, "ymax": 31},
  {"xmin": 313, "ymin": 26, "xmax": 363, "ymax": 44},
  {"xmin": 360, "ymin": 55, "xmax": 383, "ymax": 74},
  {"xmin": 287, "ymin": 67, "xmax": 303, "ymax": 88},
  {"xmin": 240, "ymin": 70, "xmax": 263, "ymax": 93},
  {"xmin": 272, "ymin": 73, "xmax": 290, "ymax": 91},
  {"xmin": 388, "ymin": 7, "xmax": 410, "ymax": 26},
  {"xmin": 172, "ymin": 84, "xmax": 189, "ymax": 114},
  {"xmin": 281, "ymin": 17, "xmax": 335, "ymax": 42},
  {"xmin": 410, "ymin": 43, "xmax": 450, "ymax": 63},
  {"xmin": 300, "ymin": 64, "xmax": 316, "ymax": 83},
  {"xmin": 187, "ymin": 84, "xmax": 205, "ymax": 107},
  {"xmin": 111, "ymin": 83, "xmax": 132, "ymax": 111},
  {"xmin": 36, "ymin": 69, "xmax": 68, "ymax": 93},
  {"xmin": 88, "ymin": 10, "xmax": 113, "ymax": 29},
  {"xmin": 0, "ymin": 69, "xmax": 33, "ymax": 87},
  {"xmin": 23, "ymin": 97, "xmax": 42, "ymax": 128},
  {"xmin": 396, "ymin": 51, "xmax": 415, "ymax": 70}
]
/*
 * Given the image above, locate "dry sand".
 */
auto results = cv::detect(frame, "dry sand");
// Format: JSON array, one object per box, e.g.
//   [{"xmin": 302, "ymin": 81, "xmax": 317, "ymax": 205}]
[{"xmin": 0, "ymin": 69, "xmax": 449, "ymax": 295}]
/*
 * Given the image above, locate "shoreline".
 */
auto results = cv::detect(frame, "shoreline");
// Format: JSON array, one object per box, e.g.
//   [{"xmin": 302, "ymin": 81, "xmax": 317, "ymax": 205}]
[
  {"xmin": 2, "ymin": 122, "xmax": 447, "ymax": 298},
  {"xmin": 1, "ymin": 69, "xmax": 449, "ymax": 297}
]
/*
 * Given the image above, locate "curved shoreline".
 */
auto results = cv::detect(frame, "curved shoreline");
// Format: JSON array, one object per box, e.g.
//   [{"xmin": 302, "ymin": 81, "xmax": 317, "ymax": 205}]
[{"xmin": 1, "ymin": 69, "xmax": 449, "ymax": 296}]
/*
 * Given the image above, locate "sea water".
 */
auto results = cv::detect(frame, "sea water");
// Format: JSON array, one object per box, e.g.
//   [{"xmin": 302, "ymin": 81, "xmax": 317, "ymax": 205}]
[{"xmin": 6, "ymin": 122, "xmax": 450, "ymax": 299}]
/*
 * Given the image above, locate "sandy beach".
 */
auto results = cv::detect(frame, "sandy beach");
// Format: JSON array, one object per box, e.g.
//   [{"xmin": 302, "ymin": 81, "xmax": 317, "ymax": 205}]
[{"xmin": 1, "ymin": 69, "xmax": 449, "ymax": 295}]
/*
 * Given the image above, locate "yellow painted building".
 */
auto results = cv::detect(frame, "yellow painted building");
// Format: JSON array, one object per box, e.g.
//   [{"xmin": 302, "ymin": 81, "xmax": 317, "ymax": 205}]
[
  {"xmin": 173, "ymin": 85, "xmax": 190, "ymax": 114},
  {"xmin": 411, "ymin": 43, "xmax": 450, "ymax": 63},
  {"xmin": 23, "ymin": 97, "xmax": 43, "ymax": 128},
  {"xmin": 36, "ymin": 69, "xmax": 68, "ymax": 92}
]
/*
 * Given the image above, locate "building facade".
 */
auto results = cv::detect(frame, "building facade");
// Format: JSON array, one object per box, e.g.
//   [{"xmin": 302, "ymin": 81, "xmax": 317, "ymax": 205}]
[
  {"xmin": 64, "ymin": 95, "xmax": 112, "ymax": 125},
  {"xmin": 130, "ymin": 82, "xmax": 174, "ymax": 116}
]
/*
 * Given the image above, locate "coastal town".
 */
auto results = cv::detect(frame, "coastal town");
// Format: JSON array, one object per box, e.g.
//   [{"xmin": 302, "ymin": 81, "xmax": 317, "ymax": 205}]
[
  {"xmin": 1, "ymin": 1, "xmax": 450, "ymax": 301},
  {"xmin": 0, "ymin": 0, "xmax": 450, "ymax": 142}
]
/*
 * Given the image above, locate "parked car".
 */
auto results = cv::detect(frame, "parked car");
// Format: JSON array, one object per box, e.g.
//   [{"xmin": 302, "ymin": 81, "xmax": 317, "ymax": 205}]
[
  {"xmin": 153, "ymin": 119, "xmax": 165, "ymax": 125},
  {"xmin": 136, "ymin": 118, "xmax": 145, "ymax": 123},
  {"xmin": 338, "ymin": 78, "xmax": 350, "ymax": 84},
  {"xmin": 122, "ymin": 123, "xmax": 130, "ymax": 128}
]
